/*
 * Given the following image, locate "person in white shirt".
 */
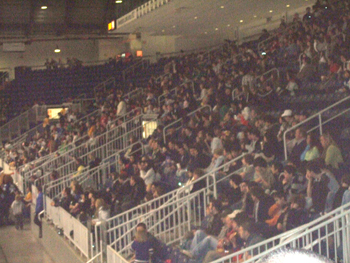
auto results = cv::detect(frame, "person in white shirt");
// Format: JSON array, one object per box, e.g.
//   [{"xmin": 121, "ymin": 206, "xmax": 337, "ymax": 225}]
[
  {"xmin": 139, "ymin": 160, "xmax": 156, "ymax": 192},
  {"xmin": 116, "ymin": 97, "xmax": 127, "ymax": 116},
  {"xmin": 91, "ymin": 198, "xmax": 110, "ymax": 226}
]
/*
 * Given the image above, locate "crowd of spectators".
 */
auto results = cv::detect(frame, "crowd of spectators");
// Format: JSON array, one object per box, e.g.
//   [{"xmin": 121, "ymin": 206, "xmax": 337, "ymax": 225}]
[{"xmin": 1, "ymin": 1, "xmax": 350, "ymax": 262}]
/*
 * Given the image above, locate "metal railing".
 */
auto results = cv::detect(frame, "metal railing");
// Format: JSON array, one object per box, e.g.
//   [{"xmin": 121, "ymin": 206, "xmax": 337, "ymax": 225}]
[
  {"xmin": 212, "ymin": 201, "xmax": 350, "ymax": 263},
  {"xmin": 157, "ymin": 80, "xmax": 195, "ymax": 106},
  {"xmin": 163, "ymin": 104, "xmax": 212, "ymax": 144},
  {"xmin": 44, "ymin": 195, "xmax": 90, "ymax": 259},
  {"xmin": 93, "ymin": 77, "xmax": 116, "ymax": 97},
  {"xmin": 283, "ymin": 95, "xmax": 350, "ymax": 160},
  {"xmin": 0, "ymin": 103, "xmax": 79, "ymax": 144},
  {"xmin": 22, "ymin": 113, "xmax": 150, "ymax": 181},
  {"xmin": 122, "ymin": 59, "xmax": 150, "ymax": 82},
  {"xmin": 39, "ymin": 141, "xmax": 144, "ymax": 198}
]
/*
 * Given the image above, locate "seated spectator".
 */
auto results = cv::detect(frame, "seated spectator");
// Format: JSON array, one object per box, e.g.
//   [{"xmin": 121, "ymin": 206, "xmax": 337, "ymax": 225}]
[
  {"xmin": 289, "ymin": 128, "xmax": 307, "ymax": 167},
  {"xmin": 301, "ymin": 132, "xmax": 322, "ymax": 162},
  {"xmin": 184, "ymin": 168, "xmax": 206, "ymax": 195},
  {"xmin": 131, "ymin": 228, "xmax": 154, "ymax": 263},
  {"xmin": 281, "ymin": 165, "xmax": 307, "ymax": 201},
  {"xmin": 320, "ymin": 132, "xmax": 344, "ymax": 170},
  {"xmin": 276, "ymin": 194, "xmax": 308, "ymax": 233},
  {"xmin": 249, "ymin": 186, "xmax": 275, "ymax": 223},
  {"xmin": 253, "ymin": 157, "xmax": 275, "ymax": 191},
  {"xmin": 120, "ymin": 175, "xmax": 146, "ymax": 212},
  {"xmin": 297, "ymin": 56, "xmax": 315, "ymax": 83},
  {"xmin": 91, "ymin": 198, "xmax": 110, "ymax": 226},
  {"xmin": 180, "ymin": 200, "xmax": 223, "ymax": 260},
  {"xmin": 239, "ymin": 154, "xmax": 255, "ymax": 181},
  {"xmin": 254, "ymin": 132, "xmax": 279, "ymax": 163},
  {"xmin": 265, "ymin": 191, "xmax": 287, "ymax": 229},
  {"xmin": 238, "ymin": 220, "xmax": 265, "ymax": 259},
  {"xmin": 284, "ymin": 71, "xmax": 299, "ymax": 96}
]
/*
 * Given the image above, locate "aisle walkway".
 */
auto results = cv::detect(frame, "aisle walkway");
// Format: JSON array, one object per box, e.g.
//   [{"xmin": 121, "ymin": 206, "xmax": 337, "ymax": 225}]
[{"xmin": 0, "ymin": 223, "xmax": 55, "ymax": 263}]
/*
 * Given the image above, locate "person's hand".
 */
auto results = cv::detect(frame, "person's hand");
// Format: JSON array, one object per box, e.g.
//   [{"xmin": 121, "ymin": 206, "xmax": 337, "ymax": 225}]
[{"xmin": 306, "ymin": 173, "xmax": 312, "ymax": 181}]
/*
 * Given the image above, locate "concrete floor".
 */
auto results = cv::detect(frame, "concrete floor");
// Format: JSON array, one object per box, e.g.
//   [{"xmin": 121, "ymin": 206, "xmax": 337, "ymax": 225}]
[{"xmin": 0, "ymin": 223, "xmax": 55, "ymax": 263}]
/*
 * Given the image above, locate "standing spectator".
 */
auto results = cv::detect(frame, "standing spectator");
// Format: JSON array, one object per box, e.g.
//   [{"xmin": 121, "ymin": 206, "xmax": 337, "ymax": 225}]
[
  {"xmin": 11, "ymin": 194, "xmax": 24, "ymax": 230},
  {"xmin": 116, "ymin": 97, "xmax": 127, "ymax": 117},
  {"xmin": 34, "ymin": 185, "xmax": 44, "ymax": 238}
]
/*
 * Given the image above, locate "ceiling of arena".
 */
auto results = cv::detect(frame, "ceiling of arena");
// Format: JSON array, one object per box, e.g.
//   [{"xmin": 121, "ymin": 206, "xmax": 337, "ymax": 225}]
[
  {"xmin": 113, "ymin": 0, "xmax": 313, "ymax": 38},
  {"xmin": 0, "ymin": 0, "xmax": 116, "ymax": 39},
  {"xmin": 0, "ymin": 0, "xmax": 313, "ymax": 40}
]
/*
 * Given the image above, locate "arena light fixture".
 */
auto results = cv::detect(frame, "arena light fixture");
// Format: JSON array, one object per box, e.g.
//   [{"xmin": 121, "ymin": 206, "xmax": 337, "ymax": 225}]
[
  {"xmin": 115, "ymin": 0, "xmax": 123, "ymax": 3},
  {"xmin": 269, "ymin": 10, "xmax": 273, "ymax": 13},
  {"xmin": 54, "ymin": 45, "xmax": 61, "ymax": 53},
  {"xmin": 286, "ymin": 4, "xmax": 290, "ymax": 7},
  {"xmin": 240, "ymin": 20, "xmax": 243, "ymax": 23},
  {"xmin": 41, "ymin": 6, "xmax": 48, "ymax": 9}
]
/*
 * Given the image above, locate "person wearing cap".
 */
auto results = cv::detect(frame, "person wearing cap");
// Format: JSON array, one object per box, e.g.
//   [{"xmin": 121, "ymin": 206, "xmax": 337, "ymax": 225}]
[{"xmin": 277, "ymin": 109, "xmax": 294, "ymax": 142}]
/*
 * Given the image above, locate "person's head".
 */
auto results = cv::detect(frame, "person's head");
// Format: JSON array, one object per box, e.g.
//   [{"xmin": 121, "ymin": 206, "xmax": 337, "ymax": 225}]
[
  {"xmin": 239, "ymin": 181, "xmax": 249, "ymax": 193},
  {"xmin": 341, "ymin": 174, "xmax": 350, "ymax": 187},
  {"xmin": 213, "ymin": 148, "xmax": 224, "ymax": 158},
  {"xmin": 136, "ymin": 222, "xmax": 147, "ymax": 232},
  {"xmin": 271, "ymin": 161, "xmax": 283, "ymax": 175},
  {"xmin": 254, "ymin": 157, "xmax": 267, "ymax": 173},
  {"xmin": 272, "ymin": 191, "xmax": 287, "ymax": 206},
  {"xmin": 193, "ymin": 168, "xmax": 204, "ymax": 180},
  {"xmin": 249, "ymin": 186, "xmax": 266, "ymax": 202},
  {"xmin": 242, "ymin": 154, "xmax": 254, "ymax": 166},
  {"xmin": 209, "ymin": 199, "xmax": 222, "ymax": 214},
  {"xmin": 320, "ymin": 132, "xmax": 335, "ymax": 149},
  {"xmin": 227, "ymin": 210, "xmax": 244, "ymax": 230},
  {"xmin": 63, "ymin": 187, "xmax": 71, "ymax": 197},
  {"xmin": 238, "ymin": 220, "xmax": 256, "ymax": 240},
  {"xmin": 135, "ymin": 229, "xmax": 148, "ymax": 243},
  {"xmin": 230, "ymin": 174, "xmax": 243, "ymax": 188},
  {"xmin": 189, "ymin": 145, "xmax": 199, "ymax": 157},
  {"xmin": 290, "ymin": 194, "xmax": 306, "ymax": 209},
  {"xmin": 295, "ymin": 128, "xmax": 307, "ymax": 140},
  {"xmin": 95, "ymin": 198, "xmax": 106, "ymax": 209},
  {"xmin": 130, "ymin": 175, "xmax": 137, "ymax": 186},
  {"xmin": 15, "ymin": 194, "xmax": 22, "ymax": 202},
  {"xmin": 306, "ymin": 161, "xmax": 322, "ymax": 178},
  {"xmin": 283, "ymin": 165, "xmax": 296, "ymax": 181}
]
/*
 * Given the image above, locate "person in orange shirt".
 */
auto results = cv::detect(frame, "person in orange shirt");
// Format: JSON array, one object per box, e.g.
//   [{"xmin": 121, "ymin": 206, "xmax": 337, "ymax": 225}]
[{"xmin": 265, "ymin": 191, "xmax": 287, "ymax": 227}]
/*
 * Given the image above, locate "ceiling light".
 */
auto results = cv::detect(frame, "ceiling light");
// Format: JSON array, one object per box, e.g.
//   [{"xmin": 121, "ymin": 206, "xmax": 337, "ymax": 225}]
[
  {"xmin": 215, "ymin": 28, "xmax": 219, "ymax": 31},
  {"xmin": 173, "ymin": 25, "xmax": 176, "ymax": 28},
  {"xmin": 115, "ymin": 0, "xmax": 122, "ymax": 3},
  {"xmin": 194, "ymin": 16, "xmax": 197, "ymax": 19},
  {"xmin": 204, "ymin": 32, "xmax": 207, "ymax": 34},
  {"xmin": 41, "ymin": 6, "xmax": 47, "ymax": 9},
  {"xmin": 240, "ymin": 20, "xmax": 243, "ymax": 23},
  {"xmin": 162, "ymin": 29, "xmax": 165, "ymax": 32},
  {"xmin": 227, "ymin": 24, "xmax": 230, "ymax": 27},
  {"xmin": 54, "ymin": 45, "xmax": 61, "ymax": 53},
  {"xmin": 269, "ymin": 10, "xmax": 273, "ymax": 13},
  {"xmin": 253, "ymin": 15, "xmax": 257, "ymax": 18},
  {"xmin": 286, "ymin": 4, "xmax": 290, "ymax": 7},
  {"xmin": 220, "ymin": 6, "xmax": 224, "ymax": 9}
]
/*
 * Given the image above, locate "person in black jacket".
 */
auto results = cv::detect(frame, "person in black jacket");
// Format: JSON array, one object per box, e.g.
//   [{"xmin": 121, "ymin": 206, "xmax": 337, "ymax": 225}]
[
  {"xmin": 249, "ymin": 186, "xmax": 275, "ymax": 223},
  {"xmin": 121, "ymin": 175, "xmax": 146, "ymax": 212}
]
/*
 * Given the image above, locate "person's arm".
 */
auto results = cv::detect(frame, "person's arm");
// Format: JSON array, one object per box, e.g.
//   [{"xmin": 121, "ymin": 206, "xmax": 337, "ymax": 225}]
[{"xmin": 306, "ymin": 174, "xmax": 312, "ymax": 198}]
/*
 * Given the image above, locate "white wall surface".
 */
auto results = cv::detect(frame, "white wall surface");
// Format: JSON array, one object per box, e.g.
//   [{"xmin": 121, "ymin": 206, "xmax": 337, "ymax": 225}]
[{"xmin": 141, "ymin": 33, "xmax": 177, "ymax": 61}]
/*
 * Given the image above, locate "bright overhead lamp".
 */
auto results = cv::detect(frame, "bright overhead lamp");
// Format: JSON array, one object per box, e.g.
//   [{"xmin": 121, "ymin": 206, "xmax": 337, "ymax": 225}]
[
  {"xmin": 115, "ymin": 0, "xmax": 123, "ymax": 3},
  {"xmin": 215, "ymin": 28, "xmax": 219, "ymax": 31},
  {"xmin": 240, "ymin": 20, "xmax": 243, "ymax": 23},
  {"xmin": 54, "ymin": 45, "xmax": 61, "ymax": 53},
  {"xmin": 41, "ymin": 6, "xmax": 48, "ymax": 9},
  {"xmin": 286, "ymin": 4, "xmax": 290, "ymax": 7},
  {"xmin": 269, "ymin": 10, "xmax": 273, "ymax": 13},
  {"xmin": 220, "ymin": 6, "xmax": 224, "ymax": 9}
]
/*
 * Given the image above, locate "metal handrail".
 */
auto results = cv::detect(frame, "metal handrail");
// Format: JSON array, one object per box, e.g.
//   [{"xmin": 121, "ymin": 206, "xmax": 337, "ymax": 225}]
[
  {"xmin": 122, "ymin": 59, "xmax": 149, "ymax": 82},
  {"xmin": 255, "ymin": 67, "xmax": 280, "ymax": 82},
  {"xmin": 22, "ymin": 113, "xmax": 146, "ymax": 179},
  {"xmin": 157, "ymin": 80, "xmax": 195, "ymax": 106},
  {"xmin": 283, "ymin": 95, "xmax": 350, "ymax": 160},
  {"xmin": 93, "ymin": 77, "xmax": 116, "ymax": 97},
  {"xmin": 211, "ymin": 201, "xmax": 350, "ymax": 263},
  {"xmin": 163, "ymin": 104, "xmax": 212, "ymax": 144}
]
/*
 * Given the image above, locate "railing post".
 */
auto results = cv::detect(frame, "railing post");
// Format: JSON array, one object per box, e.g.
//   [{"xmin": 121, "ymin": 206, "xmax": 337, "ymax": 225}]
[{"xmin": 318, "ymin": 114, "xmax": 323, "ymax": 136}]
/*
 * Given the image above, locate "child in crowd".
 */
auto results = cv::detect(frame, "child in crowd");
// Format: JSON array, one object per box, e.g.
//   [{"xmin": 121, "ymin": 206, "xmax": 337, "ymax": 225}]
[{"xmin": 11, "ymin": 194, "xmax": 24, "ymax": 230}]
